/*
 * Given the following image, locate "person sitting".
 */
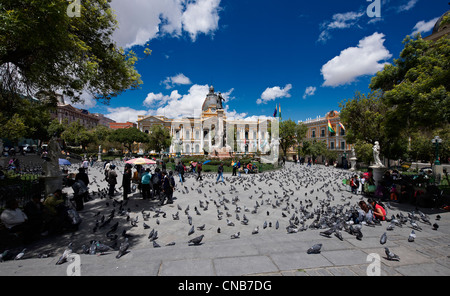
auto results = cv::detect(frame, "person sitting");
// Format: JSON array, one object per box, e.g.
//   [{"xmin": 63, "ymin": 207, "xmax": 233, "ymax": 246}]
[
  {"xmin": 368, "ymin": 198, "xmax": 386, "ymax": 221},
  {"xmin": 24, "ymin": 194, "xmax": 46, "ymax": 237},
  {"xmin": 1, "ymin": 198, "xmax": 34, "ymax": 243},
  {"xmin": 43, "ymin": 189, "xmax": 70, "ymax": 234}
]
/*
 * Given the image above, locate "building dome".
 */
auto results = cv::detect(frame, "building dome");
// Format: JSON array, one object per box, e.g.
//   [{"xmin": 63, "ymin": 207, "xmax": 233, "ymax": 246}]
[
  {"xmin": 202, "ymin": 85, "xmax": 223, "ymax": 111},
  {"xmin": 432, "ymin": 10, "xmax": 450, "ymax": 34}
]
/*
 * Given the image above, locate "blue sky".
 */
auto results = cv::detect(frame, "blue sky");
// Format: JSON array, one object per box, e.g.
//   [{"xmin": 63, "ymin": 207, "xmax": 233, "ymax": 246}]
[{"xmin": 80, "ymin": 0, "xmax": 449, "ymax": 124}]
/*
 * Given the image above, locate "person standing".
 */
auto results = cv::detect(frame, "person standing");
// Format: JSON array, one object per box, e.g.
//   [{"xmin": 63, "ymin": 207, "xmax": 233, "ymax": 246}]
[
  {"xmin": 196, "ymin": 162, "xmax": 203, "ymax": 181},
  {"xmin": 122, "ymin": 167, "xmax": 132, "ymax": 200},
  {"xmin": 232, "ymin": 160, "xmax": 237, "ymax": 176},
  {"xmin": 216, "ymin": 162, "xmax": 224, "ymax": 183},
  {"xmin": 161, "ymin": 171, "xmax": 175, "ymax": 205},
  {"xmin": 141, "ymin": 168, "xmax": 151, "ymax": 200},
  {"xmin": 107, "ymin": 165, "xmax": 118, "ymax": 197},
  {"xmin": 176, "ymin": 162, "xmax": 184, "ymax": 185}
]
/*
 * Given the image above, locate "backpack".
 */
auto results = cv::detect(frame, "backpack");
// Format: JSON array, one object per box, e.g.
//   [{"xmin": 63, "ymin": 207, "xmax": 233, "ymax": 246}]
[{"xmin": 152, "ymin": 173, "xmax": 160, "ymax": 185}]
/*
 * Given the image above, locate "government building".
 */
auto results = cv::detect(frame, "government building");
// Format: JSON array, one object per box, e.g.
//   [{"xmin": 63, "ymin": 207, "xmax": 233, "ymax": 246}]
[
  {"xmin": 137, "ymin": 86, "xmax": 277, "ymax": 160},
  {"xmin": 298, "ymin": 110, "xmax": 352, "ymax": 164}
]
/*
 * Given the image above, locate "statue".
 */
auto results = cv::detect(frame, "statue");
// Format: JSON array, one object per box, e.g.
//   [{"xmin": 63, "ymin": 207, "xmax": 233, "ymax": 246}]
[
  {"xmin": 43, "ymin": 137, "xmax": 62, "ymax": 177},
  {"xmin": 42, "ymin": 137, "xmax": 63, "ymax": 196},
  {"xmin": 217, "ymin": 92, "xmax": 225, "ymax": 109},
  {"xmin": 372, "ymin": 141, "xmax": 383, "ymax": 167}
]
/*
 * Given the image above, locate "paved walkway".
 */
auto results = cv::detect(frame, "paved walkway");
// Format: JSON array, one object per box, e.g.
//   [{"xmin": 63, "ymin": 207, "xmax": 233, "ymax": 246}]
[{"xmin": 1, "ymin": 162, "xmax": 449, "ymax": 276}]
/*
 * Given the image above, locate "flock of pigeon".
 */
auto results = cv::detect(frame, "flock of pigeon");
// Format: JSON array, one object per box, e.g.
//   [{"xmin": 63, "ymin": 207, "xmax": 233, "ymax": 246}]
[{"xmin": 1, "ymin": 161, "xmax": 443, "ymax": 265}]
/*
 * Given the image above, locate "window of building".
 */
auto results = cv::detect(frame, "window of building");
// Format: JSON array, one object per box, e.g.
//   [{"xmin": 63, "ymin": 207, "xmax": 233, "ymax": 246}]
[
  {"xmin": 311, "ymin": 129, "xmax": 316, "ymax": 138},
  {"xmin": 330, "ymin": 142, "xmax": 335, "ymax": 150},
  {"xmin": 321, "ymin": 128, "xmax": 325, "ymax": 137},
  {"xmin": 341, "ymin": 141, "xmax": 345, "ymax": 150}
]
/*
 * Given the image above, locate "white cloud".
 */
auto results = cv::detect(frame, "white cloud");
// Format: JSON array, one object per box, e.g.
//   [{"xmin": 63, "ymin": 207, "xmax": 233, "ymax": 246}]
[
  {"xmin": 143, "ymin": 90, "xmax": 182, "ymax": 107},
  {"xmin": 256, "ymin": 84, "xmax": 292, "ymax": 105},
  {"xmin": 143, "ymin": 84, "xmax": 234, "ymax": 119},
  {"xmin": 397, "ymin": 0, "xmax": 419, "ymax": 12},
  {"xmin": 181, "ymin": 0, "xmax": 221, "ymax": 41},
  {"xmin": 321, "ymin": 32, "xmax": 392, "ymax": 87},
  {"xmin": 412, "ymin": 17, "xmax": 439, "ymax": 35},
  {"xmin": 110, "ymin": 0, "xmax": 222, "ymax": 48},
  {"xmin": 303, "ymin": 86, "xmax": 317, "ymax": 99},
  {"xmin": 161, "ymin": 73, "xmax": 193, "ymax": 89},
  {"xmin": 105, "ymin": 107, "xmax": 149, "ymax": 123},
  {"xmin": 318, "ymin": 11, "xmax": 365, "ymax": 43}
]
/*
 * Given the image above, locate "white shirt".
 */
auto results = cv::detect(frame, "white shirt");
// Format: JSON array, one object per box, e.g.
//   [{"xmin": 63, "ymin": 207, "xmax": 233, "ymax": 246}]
[{"xmin": 1, "ymin": 208, "xmax": 28, "ymax": 229}]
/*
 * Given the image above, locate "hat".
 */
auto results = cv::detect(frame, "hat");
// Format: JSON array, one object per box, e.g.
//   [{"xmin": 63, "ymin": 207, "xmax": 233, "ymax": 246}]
[{"xmin": 110, "ymin": 164, "xmax": 116, "ymax": 169}]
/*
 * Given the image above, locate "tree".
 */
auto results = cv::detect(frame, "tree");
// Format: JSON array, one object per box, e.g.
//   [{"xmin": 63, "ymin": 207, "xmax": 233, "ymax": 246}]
[
  {"xmin": 47, "ymin": 119, "xmax": 67, "ymax": 139},
  {"xmin": 279, "ymin": 119, "xmax": 298, "ymax": 157},
  {"xmin": 339, "ymin": 91, "xmax": 408, "ymax": 165},
  {"xmin": 354, "ymin": 140, "xmax": 374, "ymax": 166},
  {"xmin": 295, "ymin": 122, "xmax": 308, "ymax": 156},
  {"xmin": 61, "ymin": 121, "xmax": 94, "ymax": 153},
  {"xmin": 145, "ymin": 125, "xmax": 172, "ymax": 157},
  {"xmin": 0, "ymin": 113, "xmax": 27, "ymax": 145},
  {"xmin": 0, "ymin": 0, "xmax": 143, "ymax": 106},
  {"xmin": 302, "ymin": 139, "xmax": 327, "ymax": 162},
  {"xmin": 109, "ymin": 127, "xmax": 149, "ymax": 155},
  {"xmin": 369, "ymin": 35, "xmax": 450, "ymax": 133}
]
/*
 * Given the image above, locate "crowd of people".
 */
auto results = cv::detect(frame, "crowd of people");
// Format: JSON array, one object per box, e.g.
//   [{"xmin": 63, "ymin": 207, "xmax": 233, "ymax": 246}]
[{"xmin": 0, "ymin": 189, "xmax": 80, "ymax": 245}]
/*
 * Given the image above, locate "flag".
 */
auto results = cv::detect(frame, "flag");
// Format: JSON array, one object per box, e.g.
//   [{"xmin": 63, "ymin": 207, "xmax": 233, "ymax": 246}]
[
  {"xmin": 273, "ymin": 104, "xmax": 278, "ymax": 117},
  {"xmin": 278, "ymin": 103, "xmax": 282, "ymax": 120},
  {"xmin": 339, "ymin": 122, "xmax": 345, "ymax": 131},
  {"xmin": 327, "ymin": 120, "xmax": 335, "ymax": 134}
]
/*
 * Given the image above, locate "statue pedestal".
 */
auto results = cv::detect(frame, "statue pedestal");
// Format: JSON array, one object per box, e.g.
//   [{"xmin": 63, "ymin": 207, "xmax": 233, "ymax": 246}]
[
  {"xmin": 370, "ymin": 165, "xmax": 385, "ymax": 186},
  {"xmin": 349, "ymin": 157, "xmax": 357, "ymax": 171},
  {"xmin": 40, "ymin": 175, "xmax": 63, "ymax": 197}
]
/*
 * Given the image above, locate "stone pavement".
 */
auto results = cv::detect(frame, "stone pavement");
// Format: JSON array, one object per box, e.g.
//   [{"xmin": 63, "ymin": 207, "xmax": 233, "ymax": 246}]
[{"xmin": 0, "ymin": 162, "xmax": 449, "ymax": 276}]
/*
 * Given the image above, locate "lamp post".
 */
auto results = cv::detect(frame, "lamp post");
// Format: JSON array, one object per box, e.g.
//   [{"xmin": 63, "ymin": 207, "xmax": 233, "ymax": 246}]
[{"xmin": 431, "ymin": 136, "xmax": 442, "ymax": 165}]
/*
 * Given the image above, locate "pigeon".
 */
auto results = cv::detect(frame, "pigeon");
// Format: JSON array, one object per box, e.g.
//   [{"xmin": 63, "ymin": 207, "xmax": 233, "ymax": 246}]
[
  {"xmin": 188, "ymin": 234, "xmax": 204, "ymax": 245},
  {"xmin": 116, "ymin": 238, "xmax": 130, "ymax": 259},
  {"xmin": 307, "ymin": 243, "xmax": 322, "ymax": 254},
  {"xmin": 408, "ymin": 230, "xmax": 416, "ymax": 242},
  {"xmin": 252, "ymin": 226, "xmax": 259, "ymax": 235},
  {"xmin": 231, "ymin": 232, "xmax": 240, "ymax": 239},
  {"xmin": 153, "ymin": 240, "xmax": 161, "ymax": 248},
  {"xmin": 275, "ymin": 220, "xmax": 279, "ymax": 230},
  {"xmin": 143, "ymin": 222, "xmax": 150, "ymax": 229},
  {"xmin": 14, "ymin": 248, "xmax": 26, "ymax": 260},
  {"xmin": 334, "ymin": 230, "xmax": 343, "ymax": 241},
  {"xmin": 380, "ymin": 232, "xmax": 387, "ymax": 245},
  {"xmin": 226, "ymin": 219, "xmax": 235, "ymax": 226},
  {"xmin": 432, "ymin": 223, "xmax": 439, "ymax": 230},
  {"xmin": 384, "ymin": 247, "xmax": 400, "ymax": 261},
  {"xmin": 263, "ymin": 221, "xmax": 267, "ymax": 229},
  {"xmin": 386, "ymin": 223, "xmax": 395, "ymax": 231},
  {"xmin": 188, "ymin": 225, "xmax": 195, "ymax": 236},
  {"xmin": 197, "ymin": 224, "xmax": 206, "ymax": 231},
  {"xmin": 410, "ymin": 220, "xmax": 422, "ymax": 231},
  {"xmin": 320, "ymin": 228, "xmax": 334, "ymax": 238},
  {"xmin": 166, "ymin": 242, "xmax": 176, "ymax": 246},
  {"xmin": 56, "ymin": 243, "xmax": 73, "ymax": 265}
]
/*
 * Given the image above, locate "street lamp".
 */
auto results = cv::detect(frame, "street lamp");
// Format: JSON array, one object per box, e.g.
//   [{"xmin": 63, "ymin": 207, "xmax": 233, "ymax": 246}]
[{"xmin": 431, "ymin": 136, "xmax": 443, "ymax": 165}]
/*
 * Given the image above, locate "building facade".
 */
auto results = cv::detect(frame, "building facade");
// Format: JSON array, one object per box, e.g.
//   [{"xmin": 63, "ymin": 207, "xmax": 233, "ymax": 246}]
[
  {"xmin": 298, "ymin": 110, "xmax": 352, "ymax": 163},
  {"xmin": 50, "ymin": 95, "xmax": 99, "ymax": 130},
  {"xmin": 109, "ymin": 122, "xmax": 137, "ymax": 130},
  {"xmin": 137, "ymin": 86, "xmax": 275, "ymax": 158}
]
